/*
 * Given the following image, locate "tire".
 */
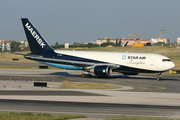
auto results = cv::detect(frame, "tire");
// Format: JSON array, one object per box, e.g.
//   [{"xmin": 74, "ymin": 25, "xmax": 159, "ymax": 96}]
[
  {"xmin": 88, "ymin": 74, "xmax": 92, "ymax": 78},
  {"xmin": 157, "ymin": 77, "xmax": 161, "ymax": 81},
  {"xmin": 81, "ymin": 74, "xmax": 85, "ymax": 78}
]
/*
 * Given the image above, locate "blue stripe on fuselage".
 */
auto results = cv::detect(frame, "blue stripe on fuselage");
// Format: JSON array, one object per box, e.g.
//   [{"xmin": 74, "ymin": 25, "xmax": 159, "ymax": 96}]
[{"xmin": 39, "ymin": 61, "xmax": 84, "ymax": 70}]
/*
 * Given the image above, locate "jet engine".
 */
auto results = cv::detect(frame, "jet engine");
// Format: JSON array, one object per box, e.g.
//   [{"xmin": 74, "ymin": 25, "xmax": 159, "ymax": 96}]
[{"xmin": 91, "ymin": 66, "xmax": 112, "ymax": 77}]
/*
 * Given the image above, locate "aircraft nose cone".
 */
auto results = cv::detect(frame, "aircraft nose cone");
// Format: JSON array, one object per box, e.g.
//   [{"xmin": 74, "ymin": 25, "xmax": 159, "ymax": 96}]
[{"xmin": 171, "ymin": 62, "xmax": 175, "ymax": 69}]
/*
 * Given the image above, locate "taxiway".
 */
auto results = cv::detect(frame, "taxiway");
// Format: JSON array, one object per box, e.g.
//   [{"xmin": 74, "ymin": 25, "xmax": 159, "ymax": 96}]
[{"xmin": 0, "ymin": 69, "xmax": 180, "ymax": 118}]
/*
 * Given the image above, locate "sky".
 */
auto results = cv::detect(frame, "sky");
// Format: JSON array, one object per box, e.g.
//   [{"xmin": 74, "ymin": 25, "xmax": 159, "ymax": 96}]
[{"xmin": 0, "ymin": 0, "xmax": 180, "ymax": 45}]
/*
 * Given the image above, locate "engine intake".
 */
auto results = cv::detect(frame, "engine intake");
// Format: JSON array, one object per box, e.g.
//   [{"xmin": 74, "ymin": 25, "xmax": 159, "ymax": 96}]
[{"xmin": 94, "ymin": 66, "xmax": 112, "ymax": 77}]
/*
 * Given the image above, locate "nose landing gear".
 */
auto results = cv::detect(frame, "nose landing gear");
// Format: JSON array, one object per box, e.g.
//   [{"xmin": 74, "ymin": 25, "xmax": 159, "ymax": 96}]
[{"xmin": 157, "ymin": 72, "xmax": 163, "ymax": 81}]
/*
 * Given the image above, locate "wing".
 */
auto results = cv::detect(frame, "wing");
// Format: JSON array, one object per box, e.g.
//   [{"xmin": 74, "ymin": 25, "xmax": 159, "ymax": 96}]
[{"xmin": 24, "ymin": 55, "xmax": 120, "ymax": 69}]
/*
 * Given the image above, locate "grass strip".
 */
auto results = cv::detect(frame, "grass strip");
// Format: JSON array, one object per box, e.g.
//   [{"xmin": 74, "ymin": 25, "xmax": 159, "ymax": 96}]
[
  {"xmin": 54, "ymin": 82, "xmax": 122, "ymax": 89},
  {"xmin": 0, "ymin": 112, "xmax": 177, "ymax": 120},
  {"xmin": 0, "ymin": 112, "xmax": 86, "ymax": 120}
]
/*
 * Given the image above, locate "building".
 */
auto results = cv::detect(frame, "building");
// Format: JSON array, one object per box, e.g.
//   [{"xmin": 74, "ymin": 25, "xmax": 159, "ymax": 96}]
[
  {"xmin": 0, "ymin": 40, "xmax": 11, "ymax": 51},
  {"xmin": 64, "ymin": 42, "xmax": 69, "ymax": 48},
  {"xmin": 96, "ymin": 37, "xmax": 152, "ymax": 47},
  {"xmin": 151, "ymin": 38, "xmax": 169, "ymax": 44},
  {"xmin": 96, "ymin": 37, "xmax": 117, "ymax": 45},
  {"xmin": 177, "ymin": 38, "xmax": 180, "ymax": 45},
  {"xmin": 20, "ymin": 40, "xmax": 29, "ymax": 47},
  {"xmin": 19, "ymin": 41, "xmax": 29, "ymax": 50}
]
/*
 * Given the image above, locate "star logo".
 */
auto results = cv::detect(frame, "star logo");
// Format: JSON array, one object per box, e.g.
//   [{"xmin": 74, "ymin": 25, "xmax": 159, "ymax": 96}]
[{"xmin": 122, "ymin": 55, "xmax": 126, "ymax": 60}]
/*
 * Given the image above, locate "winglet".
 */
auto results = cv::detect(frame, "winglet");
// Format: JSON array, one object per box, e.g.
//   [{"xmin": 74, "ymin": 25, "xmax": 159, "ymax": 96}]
[{"xmin": 21, "ymin": 18, "xmax": 53, "ymax": 53}]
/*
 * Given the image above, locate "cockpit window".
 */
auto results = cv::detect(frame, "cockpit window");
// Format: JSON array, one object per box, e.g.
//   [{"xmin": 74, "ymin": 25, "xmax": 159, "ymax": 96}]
[{"xmin": 162, "ymin": 59, "xmax": 171, "ymax": 62}]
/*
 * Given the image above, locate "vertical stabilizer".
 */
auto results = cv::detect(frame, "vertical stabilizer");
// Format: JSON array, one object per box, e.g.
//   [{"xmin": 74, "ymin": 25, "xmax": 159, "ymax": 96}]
[{"xmin": 21, "ymin": 18, "xmax": 53, "ymax": 53}]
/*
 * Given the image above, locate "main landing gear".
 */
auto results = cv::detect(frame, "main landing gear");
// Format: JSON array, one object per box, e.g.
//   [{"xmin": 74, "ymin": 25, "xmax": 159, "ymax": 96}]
[
  {"xmin": 157, "ymin": 72, "xmax": 163, "ymax": 81},
  {"xmin": 81, "ymin": 72, "xmax": 92, "ymax": 78}
]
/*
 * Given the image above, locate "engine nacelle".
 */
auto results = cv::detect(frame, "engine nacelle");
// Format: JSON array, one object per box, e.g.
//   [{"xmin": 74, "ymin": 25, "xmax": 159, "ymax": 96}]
[{"xmin": 93, "ymin": 66, "xmax": 112, "ymax": 77}]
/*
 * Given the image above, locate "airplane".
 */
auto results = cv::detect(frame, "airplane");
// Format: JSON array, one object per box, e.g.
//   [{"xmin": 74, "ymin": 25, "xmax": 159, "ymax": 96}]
[{"xmin": 20, "ymin": 18, "xmax": 175, "ymax": 80}]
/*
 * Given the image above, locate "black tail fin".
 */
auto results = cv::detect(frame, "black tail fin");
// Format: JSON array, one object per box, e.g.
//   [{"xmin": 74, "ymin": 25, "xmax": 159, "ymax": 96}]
[{"xmin": 21, "ymin": 18, "xmax": 53, "ymax": 53}]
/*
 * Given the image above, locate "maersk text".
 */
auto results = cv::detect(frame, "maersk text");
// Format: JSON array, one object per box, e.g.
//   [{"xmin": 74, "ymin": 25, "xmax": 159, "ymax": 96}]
[{"xmin": 25, "ymin": 23, "xmax": 46, "ymax": 48}]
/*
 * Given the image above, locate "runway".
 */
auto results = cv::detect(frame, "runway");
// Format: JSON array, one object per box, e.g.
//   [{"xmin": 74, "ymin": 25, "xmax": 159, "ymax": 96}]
[
  {"xmin": 1, "ymin": 99, "xmax": 180, "ymax": 118},
  {"xmin": 0, "ymin": 69, "xmax": 180, "ymax": 93},
  {"xmin": 0, "ymin": 61, "xmax": 43, "ymax": 66},
  {"xmin": 0, "ymin": 69, "xmax": 180, "ymax": 118}
]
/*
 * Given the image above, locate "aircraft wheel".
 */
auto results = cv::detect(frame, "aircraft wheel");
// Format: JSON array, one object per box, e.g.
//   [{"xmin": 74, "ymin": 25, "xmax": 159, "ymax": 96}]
[
  {"xmin": 81, "ymin": 74, "xmax": 85, "ymax": 78},
  {"xmin": 82, "ymin": 74, "xmax": 92, "ymax": 78},
  {"xmin": 157, "ymin": 77, "xmax": 162, "ymax": 81},
  {"xmin": 88, "ymin": 74, "xmax": 92, "ymax": 78}
]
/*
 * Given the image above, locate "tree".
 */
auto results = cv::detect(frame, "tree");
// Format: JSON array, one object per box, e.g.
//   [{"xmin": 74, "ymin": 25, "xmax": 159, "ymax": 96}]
[
  {"xmin": 3, "ymin": 48, "xmax": 8, "ymax": 52},
  {"xmin": 115, "ymin": 38, "xmax": 118, "ymax": 46},
  {"xmin": 146, "ymin": 42, "xmax": 151, "ymax": 46},
  {"xmin": 24, "ymin": 46, "xmax": 30, "ymax": 51},
  {"xmin": 72, "ymin": 42, "xmax": 79, "ymax": 48},
  {"xmin": 119, "ymin": 38, "xmax": 121, "ymax": 46},
  {"xmin": 101, "ymin": 42, "xmax": 114, "ymax": 47},
  {"xmin": 51, "ymin": 44, "xmax": 64, "ymax": 49},
  {"xmin": 107, "ymin": 38, "xmax": 110, "ymax": 43},
  {"xmin": 55, "ymin": 42, "xmax": 59, "ymax": 47},
  {"xmin": 153, "ymin": 42, "xmax": 168, "ymax": 46},
  {"xmin": 92, "ymin": 44, "xmax": 99, "ymax": 47},
  {"xmin": 174, "ymin": 41, "xmax": 177, "ymax": 45},
  {"xmin": 10, "ymin": 41, "xmax": 21, "ymax": 52},
  {"xmin": 87, "ymin": 43, "xmax": 93, "ymax": 48},
  {"xmin": 79, "ymin": 43, "xmax": 86, "ymax": 47}
]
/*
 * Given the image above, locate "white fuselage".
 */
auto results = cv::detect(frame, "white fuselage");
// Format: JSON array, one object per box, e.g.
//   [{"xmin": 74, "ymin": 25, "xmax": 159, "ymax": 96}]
[{"xmin": 55, "ymin": 50, "xmax": 175, "ymax": 72}]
